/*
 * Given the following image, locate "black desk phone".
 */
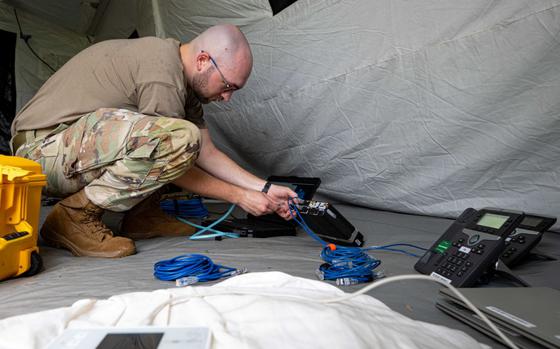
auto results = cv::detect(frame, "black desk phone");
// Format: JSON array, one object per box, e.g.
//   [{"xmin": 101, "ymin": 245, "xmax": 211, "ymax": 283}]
[
  {"xmin": 414, "ymin": 208, "xmax": 525, "ymax": 287},
  {"xmin": 498, "ymin": 211, "xmax": 557, "ymax": 267}
]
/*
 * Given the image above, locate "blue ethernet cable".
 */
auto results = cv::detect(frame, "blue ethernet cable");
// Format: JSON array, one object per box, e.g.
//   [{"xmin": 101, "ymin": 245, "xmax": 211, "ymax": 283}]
[
  {"xmin": 154, "ymin": 199, "xmax": 243, "ymax": 286},
  {"xmin": 364, "ymin": 244, "xmax": 428, "ymax": 258},
  {"xmin": 177, "ymin": 204, "xmax": 239, "ymax": 240},
  {"xmin": 154, "ymin": 254, "xmax": 245, "ymax": 286},
  {"xmin": 288, "ymin": 198, "xmax": 428, "ymax": 285},
  {"xmin": 160, "ymin": 196, "xmax": 237, "ymax": 239},
  {"xmin": 288, "ymin": 198, "xmax": 381, "ymax": 285}
]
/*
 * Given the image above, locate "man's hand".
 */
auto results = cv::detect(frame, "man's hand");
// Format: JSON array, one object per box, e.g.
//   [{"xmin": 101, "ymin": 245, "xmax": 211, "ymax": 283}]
[
  {"xmin": 265, "ymin": 184, "xmax": 299, "ymax": 220},
  {"xmin": 173, "ymin": 167, "xmax": 300, "ymax": 220},
  {"xmin": 236, "ymin": 189, "xmax": 277, "ymax": 216}
]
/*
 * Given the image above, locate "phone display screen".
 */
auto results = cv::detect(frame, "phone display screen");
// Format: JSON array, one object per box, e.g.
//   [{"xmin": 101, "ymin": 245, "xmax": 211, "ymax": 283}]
[
  {"xmin": 521, "ymin": 216, "xmax": 542, "ymax": 228},
  {"xmin": 477, "ymin": 213, "xmax": 509, "ymax": 229},
  {"xmin": 96, "ymin": 333, "xmax": 163, "ymax": 349}
]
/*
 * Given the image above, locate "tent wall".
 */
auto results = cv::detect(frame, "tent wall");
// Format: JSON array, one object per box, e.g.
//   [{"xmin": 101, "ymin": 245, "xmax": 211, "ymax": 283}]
[
  {"xmin": 0, "ymin": 3, "xmax": 88, "ymax": 111},
  {"xmin": 0, "ymin": 0, "xmax": 155, "ymax": 111},
  {"xmin": 93, "ymin": 0, "xmax": 156, "ymax": 42},
  {"xmin": 154, "ymin": 0, "xmax": 271, "ymax": 41},
  {"xmin": 1, "ymin": 0, "xmax": 559, "ymax": 228},
  {"xmin": 193, "ymin": 0, "xmax": 560, "ymax": 227}
]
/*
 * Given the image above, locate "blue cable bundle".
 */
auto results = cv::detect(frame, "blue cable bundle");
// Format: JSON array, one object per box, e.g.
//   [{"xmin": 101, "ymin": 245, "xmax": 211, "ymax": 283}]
[
  {"xmin": 154, "ymin": 203, "xmax": 244, "ymax": 285},
  {"xmin": 154, "ymin": 254, "xmax": 246, "ymax": 286},
  {"xmin": 318, "ymin": 246, "xmax": 382, "ymax": 285},
  {"xmin": 288, "ymin": 198, "xmax": 427, "ymax": 286},
  {"xmin": 160, "ymin": 196, "xmax": 209, "ymax": 218}
]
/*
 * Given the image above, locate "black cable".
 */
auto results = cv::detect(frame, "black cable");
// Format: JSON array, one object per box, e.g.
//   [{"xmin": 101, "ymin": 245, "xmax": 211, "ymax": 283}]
[{"xmin": 13, "ymin": 8, "xmax": 56, "ymax": 73}]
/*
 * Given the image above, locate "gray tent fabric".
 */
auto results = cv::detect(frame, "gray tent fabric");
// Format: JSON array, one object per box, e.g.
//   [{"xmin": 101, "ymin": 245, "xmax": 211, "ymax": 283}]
[{"xmin": 199, "ymin": 0, "xmax": 560, "ymax": 228}]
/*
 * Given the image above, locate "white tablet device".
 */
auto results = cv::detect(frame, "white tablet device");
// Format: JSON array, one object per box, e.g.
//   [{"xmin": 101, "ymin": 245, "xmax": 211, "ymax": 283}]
[{"xmin": 46, "ymin": 326, "xmax": 211, "ymax": 349}]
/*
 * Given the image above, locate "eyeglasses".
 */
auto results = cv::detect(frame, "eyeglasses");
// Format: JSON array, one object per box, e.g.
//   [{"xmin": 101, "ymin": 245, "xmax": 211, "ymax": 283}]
[{"xmin": 201, "ymin": 50, "xmax": 239, "ymax": 92}]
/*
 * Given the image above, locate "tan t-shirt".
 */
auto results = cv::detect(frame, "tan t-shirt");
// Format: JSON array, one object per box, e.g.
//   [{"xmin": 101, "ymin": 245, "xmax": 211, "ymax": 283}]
[{"xmin": 11, "ymin": 37, "xmax": 205, "ymax": 135}]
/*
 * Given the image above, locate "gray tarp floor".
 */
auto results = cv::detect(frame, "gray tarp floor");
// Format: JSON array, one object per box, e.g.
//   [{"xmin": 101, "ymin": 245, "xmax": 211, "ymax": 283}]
[{"xmin": 1, "ymin": 202, "xmax": 559, "ymax": 349}]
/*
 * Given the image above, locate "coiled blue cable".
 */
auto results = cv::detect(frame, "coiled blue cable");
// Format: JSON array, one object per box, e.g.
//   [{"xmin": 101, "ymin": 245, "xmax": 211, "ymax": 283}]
[
  {"xmin": 319, "ymin": 247, "xmax": 382, "ymax": 284},
  {"xmin": 154, "ymin": 199, "xmax": 242, "ymax": 285},
  {"xmin": 288, "ymin": 198, "xmax": 428, "ymax": 285},
  {"xmin": 288, "ymin": 198, "xmax": 380, "ymax": 285},
  {"xmin": 154, "ymin": 254, "xmax": 245, "ymax": 286}
]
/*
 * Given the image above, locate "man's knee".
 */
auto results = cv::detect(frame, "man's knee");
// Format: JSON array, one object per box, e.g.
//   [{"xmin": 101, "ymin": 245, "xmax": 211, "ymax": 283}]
[
  {"xmin": 137, "ymin": 118, "xmax": 201, "ymax": 182},
  {"xmin": 169, "ymin": 119, "xmax": 201, "ymax": 155},
  {"xmin": 150, "ymin": 118, "xmax": 201, "ymax": 158}
]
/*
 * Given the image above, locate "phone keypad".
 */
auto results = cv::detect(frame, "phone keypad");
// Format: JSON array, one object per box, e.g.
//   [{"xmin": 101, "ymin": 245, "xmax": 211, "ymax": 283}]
[{"xmin": 435, "ymin": 251, "xmax": 474, "ymax": 278}]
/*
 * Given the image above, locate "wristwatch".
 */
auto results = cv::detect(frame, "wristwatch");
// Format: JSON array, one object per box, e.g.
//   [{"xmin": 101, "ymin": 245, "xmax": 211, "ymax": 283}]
[{"xmin": 261, "ymin": 181, "xmax": 272, "ymax": 194}]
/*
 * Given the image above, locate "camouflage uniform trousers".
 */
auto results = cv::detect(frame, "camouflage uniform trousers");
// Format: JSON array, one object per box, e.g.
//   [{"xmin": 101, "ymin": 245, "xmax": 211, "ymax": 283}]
[{"xmin": 15, "ymin": 108, "xmax": 201, "ymax": 211}]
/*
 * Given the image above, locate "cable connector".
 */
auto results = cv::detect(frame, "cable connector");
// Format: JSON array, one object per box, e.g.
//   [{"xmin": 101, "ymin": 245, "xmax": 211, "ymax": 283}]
[
  {"xmin": 315, "ymin": 269, "xmax": 325, "ymax": 280},
  {"xmin": 373, "ymin": 270, "xmax": 386, "ymax": 280},
  {"xmin": 176, "ymin": 276, "xmax": 199, "ymax": 287},
  {"xmin": 336, "ymin": 277, "xmax": 362, "ymax": 286},
  {"xmin": 227, "ymin": 267, "xmax": 248, "ymax": 277}
]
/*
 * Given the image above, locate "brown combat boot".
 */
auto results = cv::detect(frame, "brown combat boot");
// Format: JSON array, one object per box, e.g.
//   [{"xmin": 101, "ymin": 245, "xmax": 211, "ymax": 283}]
[
  {"xmin": 120, "ymin": 190, "xmax": 195, "ymax": 240},
  {"xmin": 40, "ymin": 190, "xmax": 136, "ymax": 258}
]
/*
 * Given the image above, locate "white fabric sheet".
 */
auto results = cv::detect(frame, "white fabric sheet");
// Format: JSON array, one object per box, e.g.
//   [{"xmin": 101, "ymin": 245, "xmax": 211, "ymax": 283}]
[{"xmin": 0, "ymin": 272, "xmax": 488, "ymax": 349}]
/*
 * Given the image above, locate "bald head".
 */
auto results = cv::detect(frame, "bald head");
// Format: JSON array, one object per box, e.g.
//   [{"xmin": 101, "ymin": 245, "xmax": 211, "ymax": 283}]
[
  {"xmin": 180, "ymin": 24, "xmax": 253, "ymax": 103},
  {"xmin": 192, "ymin": 24, "xmax": 253, "ymax": 75}
]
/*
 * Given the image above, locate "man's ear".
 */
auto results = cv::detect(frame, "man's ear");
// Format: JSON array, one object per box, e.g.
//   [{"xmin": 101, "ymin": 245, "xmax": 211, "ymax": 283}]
[{"xmin": 196, "ymin": 51, "xmax": 210, "ymax": 71}]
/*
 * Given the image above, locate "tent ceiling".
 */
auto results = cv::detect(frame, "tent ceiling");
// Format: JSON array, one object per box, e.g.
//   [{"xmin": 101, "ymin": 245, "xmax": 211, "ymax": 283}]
[{"xmin": 6, "ymin": 0, "xmax": 104, "ymax": 34}]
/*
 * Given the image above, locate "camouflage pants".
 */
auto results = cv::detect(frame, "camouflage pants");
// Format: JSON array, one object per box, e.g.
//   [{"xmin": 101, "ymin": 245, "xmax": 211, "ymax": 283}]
[{"xmin": 15, "ymin": 108, "xmax": 201, "ymax": 211}]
